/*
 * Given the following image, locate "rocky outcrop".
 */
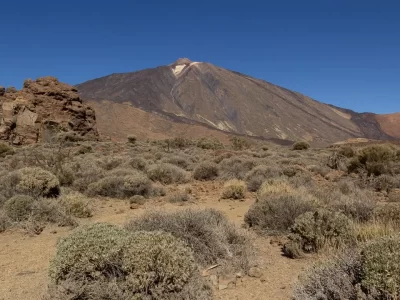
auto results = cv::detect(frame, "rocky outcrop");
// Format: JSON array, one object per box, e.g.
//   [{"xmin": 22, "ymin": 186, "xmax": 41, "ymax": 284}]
[{"xmin": 0, "ymin": 77, "xmax": 98, "ymax": 145}]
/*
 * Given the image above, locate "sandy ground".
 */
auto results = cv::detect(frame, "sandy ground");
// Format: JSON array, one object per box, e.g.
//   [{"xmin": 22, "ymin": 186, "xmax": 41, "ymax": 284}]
[{"xmin": 0, "ymin": 181, "xmax": 310, "ymax": 300}]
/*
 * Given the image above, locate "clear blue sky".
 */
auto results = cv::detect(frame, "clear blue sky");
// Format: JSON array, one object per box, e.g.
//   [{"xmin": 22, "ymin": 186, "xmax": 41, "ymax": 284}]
[{"xmin": 1, "ymin": 0, "xmax": 399, "ymax": 114}]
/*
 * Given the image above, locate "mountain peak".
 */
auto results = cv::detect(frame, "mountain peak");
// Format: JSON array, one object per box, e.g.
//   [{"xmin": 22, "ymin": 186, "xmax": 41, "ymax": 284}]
[{"xmin": 173, "ymin": 58, "xmax": 192, "ymax": 65}]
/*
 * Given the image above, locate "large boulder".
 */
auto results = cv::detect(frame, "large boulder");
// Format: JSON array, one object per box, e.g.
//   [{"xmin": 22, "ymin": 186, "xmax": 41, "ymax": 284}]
[{"xmin": 0, "ymin": 77, "xmax": 98, "ymax": 144}]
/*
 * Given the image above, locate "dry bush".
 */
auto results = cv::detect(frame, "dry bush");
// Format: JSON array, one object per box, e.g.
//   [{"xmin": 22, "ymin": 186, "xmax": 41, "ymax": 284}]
[
  {"xmin": 245, "ymin": 165, "xmax": 281, "ymax": 192},
  {"xmin": 193, "ymin": 162, "xmax": 219, "ymax": 181},
  {"xmin": 168, "ymin": 191, "xmax": 191, "ymax": 203},
  {"xmin": 127, "ymin": 156, "xmax": 148, "ymax": 171},
  {"xmin": 372, "ymin": 174, "xmax": 399, "ymax": 193},
  {"xmin": 293, "ymin": 251, "xmax": 363, "ymax": 300},
  {"xmin": 129, "ymin": 195, "xmax": 146, "ymax": 205},
  {"xmin": 126, "ymin": 209, "xmax": 255, "ymax": 273},
  {"xmin": 361, "ymin": 235, "xmax": 400, "ymax": 298},
  {"xmin": 98, "ymin": 156, "xmax": 124, "ymax": 171},
  {"xmin": 147, "ymin": 163, "xmax": 189, "ymax": 184},
  {"xmin": 221, "ymin": 179, "xmax": 247, "ymax": 200},
  {"xmin": 161, "ymin": 155, "xmax": 193, "ymax": 170},
  {"xmin": 59, "ymin": 192, "xmax": 93, "ymax": 218},
  {"xmin": 292, "ymin": 141, "xmax": 310, "ymax": 151},
  {"xmin": 230, "ymin": 136, "xmax": 251, "ymax": 150},
  {"xmin": 388, "ymin": 191, "xmax": 400, "ymax": 202},
  {"xmin": 0, "ymin": 210, "xmax": 11, "ymax": 232},
  {"xmin": 87, "ymin": 171, "xmax": 154, "ymax": 198},
  {"xmin": 0, "ymin": 167, "xmax": 60, "ymax": 199},
  {"xmin": 245, "ymin": 189, "xmax": 319, "ymax": 233},
  {"xmin": 196, "ymin": 137, "xmax": 224, "ymax": 150},
  {"xmin": 289, "ymin": 209, "xmax": 353, "ymax": 254},
  {"xmin": 48, "ymin": 224, "xmax": 210, "ymax": 300},
  {"xmin": 3, "ymin": 195, "xmax": 35, "ymax": 222},
  {"xmin": 256, "ymin": 178, "xmax": 294, "ymax": 198},
  {"xmin": 374, "ymin": 203, "xmax": 400, "ymax": 226},
  {"xmin": 69, "ymin": 158, "xmax": 105, "ymax": 192},
  {"xmin": 219, "ymin": 156, "xmax": 258, "ymax": 180}
]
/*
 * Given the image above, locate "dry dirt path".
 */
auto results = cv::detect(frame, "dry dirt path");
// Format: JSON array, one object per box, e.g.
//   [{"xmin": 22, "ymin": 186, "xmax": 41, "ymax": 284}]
[{"xmin": 0, "ymin": 181, "xmax": 310, "ymax": 300}]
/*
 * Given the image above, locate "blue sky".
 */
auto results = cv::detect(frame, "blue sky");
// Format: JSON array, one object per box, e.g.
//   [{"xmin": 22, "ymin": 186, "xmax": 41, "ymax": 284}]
[{"xmin": 0, "ymin": 0, "xmax": 399, "ymax": 114}]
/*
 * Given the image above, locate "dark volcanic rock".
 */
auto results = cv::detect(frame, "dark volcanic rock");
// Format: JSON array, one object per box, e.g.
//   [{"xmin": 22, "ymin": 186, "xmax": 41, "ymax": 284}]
[{"xmin": 0, "ymin": 77, "xmax": 98, "ymax": 145}]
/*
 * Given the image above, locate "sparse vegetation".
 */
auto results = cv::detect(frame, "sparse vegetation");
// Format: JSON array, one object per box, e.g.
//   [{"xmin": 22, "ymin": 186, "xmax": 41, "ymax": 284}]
[
  {"xmin": 221, "ymin": 179, "xmax": 247, "ymax": 199},
  {"xmin": 147, "ymin": 163, "xmax": 189, "ymax": 184}
]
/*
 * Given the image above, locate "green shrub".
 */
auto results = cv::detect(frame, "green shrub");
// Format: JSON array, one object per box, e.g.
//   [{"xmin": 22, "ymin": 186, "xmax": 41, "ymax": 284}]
[
  {"xmin": 362, "ymin": 236, "xmax": 400, "ymax": 298},
  {"xmin": 230, "ymin": 136, "xmax": 251, "ymax": 150},
  {"xmin": 126, "ymin": 209, "xmax": 255, "ymax": 272},
  {"xmin": 292, "ymin": 141, "xmax": 310, "ymax": 151},
  {"xmin": 0, "ymin": 143, "xmax": 14, "ymax": 157},
  {"xmin": 193, "ymin": 162, "xmax": 219, "ymax": 181},
  {"xmin": 87, "ymin": 172, "xmax": 154, "ymax": 198},
  {"xmin": 48, "ymin": 224, "xmax": 207, "ymax": 299},
  {"xmin": 15, "ymin": 167, "xmax": 60, "ymax": 198},
  {"xmin": 245, "ymin": 192, "xmax": 318, "ymax": 233},
  {"xmin": 221, "ymin": 179, "xmax": 247, "ymax": 200},
  {"xmin": 290, "ymin": 209, "xmax": 353, "ymax": 253},
  {"xmin": 147, "ymin": 163, "xmax": 189, "ymax": 184},
  {"xmin": 3, "ymin": 195, "xmax": 35, "ymax": 222},
  {"xmin": 196, "ymin": 137, "xmax": 224, "ymax": 150}
]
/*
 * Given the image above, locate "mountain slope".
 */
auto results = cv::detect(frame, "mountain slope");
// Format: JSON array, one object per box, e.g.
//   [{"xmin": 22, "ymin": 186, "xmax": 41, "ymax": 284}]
[{"xmin": 77, "ymin": 58, "xmax": 398, "ymax": 144}]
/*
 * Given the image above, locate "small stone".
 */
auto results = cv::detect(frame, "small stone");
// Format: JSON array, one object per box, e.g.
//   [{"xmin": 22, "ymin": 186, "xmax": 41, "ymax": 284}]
[
  {"xmin": 218, "ymin": 284, "xmax": 228, "ymax": 290},
  {"xmin": 129, "ymin": 203, "xmax": 140, "ymax": 210},
  {"xmin": 210, "ymin": 275, "xmax": 218, "ymax": 286},
  {"xmin": 235, "ymin": 272, "xmax": 243, "ymax": 278},
  {"xmin": 248, "ymin": 267, "xmax": 263, "ymax": 278}
]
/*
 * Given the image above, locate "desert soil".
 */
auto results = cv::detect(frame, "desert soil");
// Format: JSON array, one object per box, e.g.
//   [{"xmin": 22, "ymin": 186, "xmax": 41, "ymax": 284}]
[{"xmin": 0, "ymin": 181, "xmax": 311, "ymax": 300}]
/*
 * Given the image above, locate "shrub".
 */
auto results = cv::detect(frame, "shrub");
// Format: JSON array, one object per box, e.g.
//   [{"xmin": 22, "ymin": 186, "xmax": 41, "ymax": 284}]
[
  {"xmin": 126, "ymin": 209, "xmax": 255, "ymax": 272},
  {"xmin": 221, "ymin": 180, "xmax": 247, "ymax": 200},
  {"xmin": 166, "ymin": 137, "xmax": 193, "ymax": 149},
  {"xmin": 0, "ymin": 143, "xmax": 14, "ymax": 157},
  {"xmin": 289, "ymin": 209, "xmax": 353, "ymax": 253},
  {"xmin": 196, "ymin": 137, "xmax": 224, "ymax": 150},
  {"xmin": 292, "ymin": 141, "xmax": 310, "ymax": 151},
  {"xmin": 127, "ymin": 157, "xmax": 148, "ymax": 171},
  {"xmin": 373, "ymin": 174, "xmax": 397, "ymax": 193},
  {"xmin": 162, "ymin": 155, "xmax": 192, "ymax": 170},
  {"xmin": 147, "ymin": 163, "xmax": 189, "ymax": 184},
  {"xmin": 193, "ymin": 162, "xmax": 219, "ymax": 181},
  {"xmin": 230, "ymin": 136, "xmax": 251, "ymax": 150},
  {"xmin": 293, "ymin": 252, "xmax": 362, "ymax": 300},
  {"xmin": 374, "ymin": 203, "xmax": 400, "ymax": 226},
  {"xmin": 129, "ymin": 195, "xmax": 146, "ymax": 205},
  {"xmin": 219, "ymin": 156, "xmax": 257, "ymax": 180},
  {"xmin": 256, "ymin": 178, "xmax": 293, "ymax": 198},
  {"xmin": 361, "ymin": 236, "xmax": 400, "ymax": 298},
  {"xmin": 389, "ymin": 191, "xmax": 400, "ymax": 202},
  {"xmin": 59, "ymin": 192, "xmax": 92, "ymax": 218},
  {"xmin": 245, "ymin": 165, "xmax": 281, "ymax": 192},
  {"xmin": 245, "ymin": 192, "xmax": 318, "ymax": 233},
  {"xmin": 14, "ymin": 167, "xmax": 60, "ymax": 198},
  {"xmin": 0, "ymin": 210, "xmax": 11, "ymax": 232},
  {"xmin": 48, "ymin": 224, "xmax": 208, "ymax": 299},
  {"xmin": 87, "ymin": 172, "xmax": 154, "ymax": 198},
  {"xmin": 127, "ymin": 135, "xmax": 137, "ymax": 144},
  {"xmin": 3, "ymin": 195, "xmax": 35, "ymax": 222},
  {"xmin": 168, "ymin": 191, "xmax": 191, "ymax": 203},
  {"xmin": 339, "ymin": 146, "xmax": 355, "ymax": 158},
  {"xmin": 69, "ymin": 159, "xmax": 105, "ymax": 192}
]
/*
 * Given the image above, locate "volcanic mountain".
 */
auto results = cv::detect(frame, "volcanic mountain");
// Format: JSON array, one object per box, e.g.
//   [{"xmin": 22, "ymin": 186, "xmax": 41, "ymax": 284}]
[{"xmin": 77, "ymin": 58, "xmax": 399, "ymax": 144}]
